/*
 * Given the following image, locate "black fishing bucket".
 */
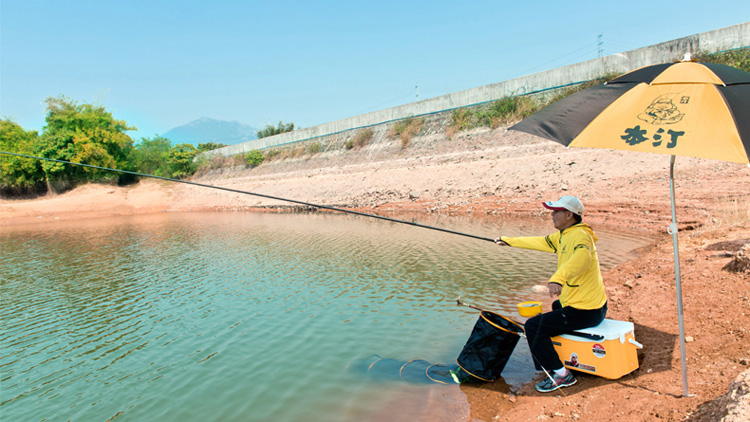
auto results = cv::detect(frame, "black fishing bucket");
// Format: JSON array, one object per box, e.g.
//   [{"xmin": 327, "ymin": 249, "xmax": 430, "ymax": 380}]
[{"xmin": 456, "ymin": 311, "xmax": 525, "ymax": 382}]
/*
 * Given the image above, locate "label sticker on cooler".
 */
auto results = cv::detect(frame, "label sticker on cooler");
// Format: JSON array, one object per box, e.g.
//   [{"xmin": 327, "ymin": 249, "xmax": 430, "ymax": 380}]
[
  {"xmin": 565, "ymin": 353, "xmax": 596, "ymax": 372},
  {"xmin": 593, "ymin": 343, "xmax": 606, "ymax": 358}
]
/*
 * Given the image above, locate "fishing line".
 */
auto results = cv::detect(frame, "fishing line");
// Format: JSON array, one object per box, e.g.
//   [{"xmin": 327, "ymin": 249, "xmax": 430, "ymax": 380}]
[{"xmin": 1, "ymin": 151, "xmax": 496, "ymax": 243}]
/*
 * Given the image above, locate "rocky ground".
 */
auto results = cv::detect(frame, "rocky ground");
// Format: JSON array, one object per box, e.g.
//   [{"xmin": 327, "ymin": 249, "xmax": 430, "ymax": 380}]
[{"xmin": 2, "ymin": 116, "xmax": 749, "ymax": 421}]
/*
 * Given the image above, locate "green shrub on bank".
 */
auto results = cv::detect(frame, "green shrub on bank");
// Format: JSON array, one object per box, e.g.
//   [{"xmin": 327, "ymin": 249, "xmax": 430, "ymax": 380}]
[{"xmin": 244, "ymin": 150, "xmax": 265, "ymax": 167}]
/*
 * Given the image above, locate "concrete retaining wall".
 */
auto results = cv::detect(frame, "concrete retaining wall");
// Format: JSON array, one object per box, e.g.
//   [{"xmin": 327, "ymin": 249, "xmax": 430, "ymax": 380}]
[{"xmin": 212, "ymin": 21, "xmax": 750, "ymax": 157}]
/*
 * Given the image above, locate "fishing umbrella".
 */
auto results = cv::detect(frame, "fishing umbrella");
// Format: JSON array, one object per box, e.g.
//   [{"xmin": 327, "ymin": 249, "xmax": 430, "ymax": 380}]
[{"xmin": 509, "ymin": 60, "xmax": 750, "ymax": 397}]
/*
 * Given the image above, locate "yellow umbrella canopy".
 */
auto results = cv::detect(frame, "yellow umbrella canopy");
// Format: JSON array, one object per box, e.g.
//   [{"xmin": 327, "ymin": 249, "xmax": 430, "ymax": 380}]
[
  {"xmin": 511, "ymin": 61, "xmax": 750, "ymax": 164},
  {"xmin": 509, "ymin": 60, "xmax": 750, "ymax": 398}
]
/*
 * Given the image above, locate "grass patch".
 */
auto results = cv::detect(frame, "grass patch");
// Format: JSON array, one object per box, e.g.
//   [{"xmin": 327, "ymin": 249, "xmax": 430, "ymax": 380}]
[
  {"xmin": 264, "ymin": 148, "xmax": 283, "ymax": 161},
  {"xmin": 305, "ymin": 142, "xmax": 322, "ymax": 155},
  {"xmin": 447, "ymin": 96, "xmax": 540, "ymax": 136},
  {"xmin": 545, "ymin": 72, "xmax": 621, "ymax": 105},
  {"xmin": 194, "ymin": 153, "xmax": 247, "ymax": 175},
  {"xmin": 694, "ymin": 47, "xmax": 750, "ymax": 72},
  {"xmin": 446, "ymin": 71, "xmax": 623, "ymax": 137},
  {"xmin": 345, "ymin": 128, "xmax": 374, "ymax": 150},
  {"xmin": 390, "ymin": 117, "xmax": 424, "ymax": 148},
  {"xmin": 446, "ymin": 109, "xmax": 476, "ymax": 138},
  {"xmin": 478, "ymin": 96, "xmax": 539, "ymax": 128},
  {"xmin": 716, "ymin": 196, "xmax": 750, "ymax": 228},
  {"xmin": 258, "ymin": 141, "xmax": 325, "ymax": 162}
]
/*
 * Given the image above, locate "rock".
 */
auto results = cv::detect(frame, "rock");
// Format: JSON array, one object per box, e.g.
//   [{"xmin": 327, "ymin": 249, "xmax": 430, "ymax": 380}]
[
  {"xmin": 723, "ymin": 255, "xmax": 750, "ymax": 273},
  {"xmin": 718, "ymin": 369, "xmax": 750, "ymax": 421},
  {"xmin": 531, "ymin": 285, "xmax": 548, "ymax": 293}
]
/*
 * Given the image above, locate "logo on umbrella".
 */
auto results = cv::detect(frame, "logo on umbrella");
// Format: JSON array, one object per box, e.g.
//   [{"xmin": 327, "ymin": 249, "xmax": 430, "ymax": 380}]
[
  {"xmin": 620, "ymin": 125, "xmax": 685, "ymax": 149},
  {"xmin": 638, "ymin": 94, "xmax": 686, "ymax": 125}
]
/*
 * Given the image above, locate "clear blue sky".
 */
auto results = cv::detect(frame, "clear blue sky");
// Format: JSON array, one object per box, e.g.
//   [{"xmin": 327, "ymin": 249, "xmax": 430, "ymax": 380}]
[{"xmin": 1, "ymin": 1, "xmax": 748, "ymax": 140}]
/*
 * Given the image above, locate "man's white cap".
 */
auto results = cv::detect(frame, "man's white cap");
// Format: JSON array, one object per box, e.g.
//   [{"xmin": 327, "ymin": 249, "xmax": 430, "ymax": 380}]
[{"xmin": 542, "ymin": 195, "xmax": 584, "ymax": 216}]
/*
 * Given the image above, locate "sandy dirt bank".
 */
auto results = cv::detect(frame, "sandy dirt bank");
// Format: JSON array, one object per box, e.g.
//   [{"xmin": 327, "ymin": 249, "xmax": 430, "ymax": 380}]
[{"xmin": 2, "ymin": 123, "xmax": 749, "ymax": 421}]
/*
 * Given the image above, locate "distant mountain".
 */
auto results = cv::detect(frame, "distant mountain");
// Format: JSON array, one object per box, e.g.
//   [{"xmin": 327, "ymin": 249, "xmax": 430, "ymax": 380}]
[{"xmin": 163, "ymin": 117, "xmax": 258, "ymax": 146}]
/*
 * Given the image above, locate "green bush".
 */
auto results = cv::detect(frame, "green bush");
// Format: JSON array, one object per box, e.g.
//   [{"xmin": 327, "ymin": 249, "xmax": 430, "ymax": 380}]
[{"xmin": 244, "ymin": 150, "xmax": 265, "ymax": 167}]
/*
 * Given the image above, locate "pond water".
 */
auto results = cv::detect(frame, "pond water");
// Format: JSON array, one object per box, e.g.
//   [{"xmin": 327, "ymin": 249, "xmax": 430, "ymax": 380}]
[{"xmin": 0, "ymin": 212, "xmax": 649, "ymax": 421}]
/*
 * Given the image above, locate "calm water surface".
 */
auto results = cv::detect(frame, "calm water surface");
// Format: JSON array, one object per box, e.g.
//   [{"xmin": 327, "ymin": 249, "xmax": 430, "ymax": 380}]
[{"xmin": 1, "ymin": 212, "xmax": 649, "ymax": 421}]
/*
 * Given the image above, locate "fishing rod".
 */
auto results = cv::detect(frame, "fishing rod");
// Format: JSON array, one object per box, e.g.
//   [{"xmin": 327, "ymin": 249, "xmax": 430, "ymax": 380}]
[
  {"xmin": 1, "ymin": 151, "xmax": 496, "ymax": 243},
  {"xmin": 456, "ymin": 296, "xmax": 486, "ymax": 312}
]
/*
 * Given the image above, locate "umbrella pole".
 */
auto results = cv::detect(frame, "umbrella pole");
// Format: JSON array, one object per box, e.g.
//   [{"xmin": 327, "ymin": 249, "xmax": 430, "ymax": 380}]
[{"xmin": 669, "ymin": 155, "xmax": 691, "ymax": 397}]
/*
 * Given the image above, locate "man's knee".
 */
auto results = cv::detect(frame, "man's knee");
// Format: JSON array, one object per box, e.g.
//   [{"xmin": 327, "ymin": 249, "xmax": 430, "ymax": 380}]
[{"xmin": 525, "ymin": 314, "xmax": 541, "ymax": 334}]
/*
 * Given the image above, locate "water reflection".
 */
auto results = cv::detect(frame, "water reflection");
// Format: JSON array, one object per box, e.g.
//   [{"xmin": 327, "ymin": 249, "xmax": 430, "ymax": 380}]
[{"xmin": 0, "ymin": 212, "xmax": 649, "ymax": 421}]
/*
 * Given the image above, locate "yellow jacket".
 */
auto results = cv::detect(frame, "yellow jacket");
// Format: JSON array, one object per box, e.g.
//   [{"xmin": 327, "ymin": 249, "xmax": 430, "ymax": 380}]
[{"xmin": 500, "ymin": 223, "xmax": 607, "ymax": 310}]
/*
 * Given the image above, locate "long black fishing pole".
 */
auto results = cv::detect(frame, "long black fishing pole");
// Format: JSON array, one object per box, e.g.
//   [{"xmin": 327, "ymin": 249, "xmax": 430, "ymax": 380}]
[{"xmin": 1, "ymin": 151, "xmax": 496, "ymax": 243}]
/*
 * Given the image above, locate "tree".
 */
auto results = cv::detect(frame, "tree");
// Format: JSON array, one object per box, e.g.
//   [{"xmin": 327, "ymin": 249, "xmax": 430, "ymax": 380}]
[
  {"xmin": 0, "ymin": 120, "xmax": 45, "ymax": 194},
  {"xmin": 34, "ymin": 96, "xmax": 135, "ymax": 191},
  {"xmin": 256, "ymin": 121, "xmax": 295, "ymax": 138},
  {"xmin": 131, "ymin": 136, "xmax": 172, "ymax": 176},
  {"xmin": 166, "ymin": 143, "xmax": 198, "ymax": 179},
  {"xmin": 197, "ymin": 142, "xmax": 227, "ymax": 152}
]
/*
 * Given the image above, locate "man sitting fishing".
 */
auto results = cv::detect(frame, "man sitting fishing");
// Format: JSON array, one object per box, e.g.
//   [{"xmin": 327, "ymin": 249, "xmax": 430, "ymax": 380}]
[{"xmin": 495, "ymin": 195, "xmax": 607, "ymax": 393}]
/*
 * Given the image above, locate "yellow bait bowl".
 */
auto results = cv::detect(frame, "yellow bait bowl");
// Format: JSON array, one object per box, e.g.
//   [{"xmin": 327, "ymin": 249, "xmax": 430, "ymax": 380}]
[{"xmin": 517, "ymin": 301, "xmax": 543, "ymax": 317}]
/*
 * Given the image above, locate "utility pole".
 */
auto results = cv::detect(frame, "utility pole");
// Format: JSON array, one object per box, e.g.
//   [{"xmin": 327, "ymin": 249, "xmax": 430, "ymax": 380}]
[
  {"xmin": 598, "ymin": 33, "xmax": 603, "ymax": 58},
  {"xmin": 415, "ymin": 84, "xmax": 419, "ymax": 100}
]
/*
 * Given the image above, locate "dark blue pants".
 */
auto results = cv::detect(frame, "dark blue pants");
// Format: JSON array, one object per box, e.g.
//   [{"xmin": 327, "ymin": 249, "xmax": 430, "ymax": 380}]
[{"xmin": 524, "ymin": 300, "xmax": 607, "ymax": 371}]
